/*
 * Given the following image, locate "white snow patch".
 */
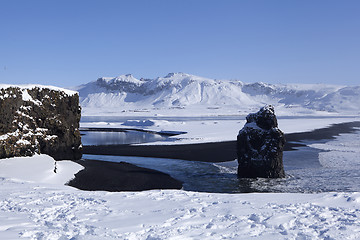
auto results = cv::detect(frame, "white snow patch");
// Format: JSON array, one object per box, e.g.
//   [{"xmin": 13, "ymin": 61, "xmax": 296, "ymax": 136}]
[
  {"xmin": 44, "ymin": 135, "xmax": 58, "ymax": 141},
  {"xmin": 21, "ymin": 89, "xmax": 32, "ymax": 101},
  {"xmin": 0, "ymin": 134, "xmax": 9, "ymax": 140},
  {"xmin": 15, "ymin": 110, "xmax": 34, "ymax": 119},
  {"xmin": 21, "ymin": 89, "xmax": 42, "ymax": 106},
  {"xmin": 0, "ymin": 130, "xmax": 21, "ymax": 141},
  {"xmin": 15, "ymin": 139, "xmax": 31, "ymax": 146}
]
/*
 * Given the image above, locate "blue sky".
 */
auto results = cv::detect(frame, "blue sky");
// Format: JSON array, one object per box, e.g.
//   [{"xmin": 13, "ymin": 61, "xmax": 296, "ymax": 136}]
[{"xmin": 1, "ymin": 0, "xmax": 359, "ymax": 87}]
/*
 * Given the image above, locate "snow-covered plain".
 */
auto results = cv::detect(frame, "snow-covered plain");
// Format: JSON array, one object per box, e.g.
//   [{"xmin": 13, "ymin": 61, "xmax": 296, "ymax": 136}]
[
  {"xmin": 1, "ymin": 150, "xmax": 360, "ymax": 239},
  {"xmin": 1, "ymin": 121, "xmax": 360, "ymax": 239}
]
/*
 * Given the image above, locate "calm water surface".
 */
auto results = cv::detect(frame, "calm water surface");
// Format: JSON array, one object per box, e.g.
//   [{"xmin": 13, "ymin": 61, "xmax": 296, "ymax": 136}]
[
  {"xmin": 81, "ymin": 130, "xmax": 177, "ymax": 146},
  {"xmin": 82, "ymin": 129, "xmax": 360, "ymax": 193}
]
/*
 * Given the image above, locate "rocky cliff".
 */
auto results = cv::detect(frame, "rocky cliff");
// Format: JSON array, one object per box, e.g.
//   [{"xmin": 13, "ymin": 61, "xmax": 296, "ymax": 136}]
[
  {"xmin": 237, "ymin": 105, "xmax": 285, "ymax": 178},
  {"xmin": 0, "ymin": 85, "xmax": 82, "ymax": 160}
]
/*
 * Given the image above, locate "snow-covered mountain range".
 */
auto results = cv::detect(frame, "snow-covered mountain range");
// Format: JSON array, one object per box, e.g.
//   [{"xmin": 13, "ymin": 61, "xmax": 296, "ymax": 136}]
[{"xmin": 74, "ymin": 73, "xmax": 360, "ymax": 116}]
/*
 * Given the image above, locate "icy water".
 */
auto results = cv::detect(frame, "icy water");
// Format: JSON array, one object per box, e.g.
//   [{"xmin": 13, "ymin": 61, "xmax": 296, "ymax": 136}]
[
  {"xmin": 83, "ymin": 129, "xmax": 360, "ymax": 193},
  {"xmin": 81, "ymin": 130, "xmax": 176, "ymax": 146},
  {"xmin": 81, "ymin": 115, "xmax": 358, "ymax": 123}
]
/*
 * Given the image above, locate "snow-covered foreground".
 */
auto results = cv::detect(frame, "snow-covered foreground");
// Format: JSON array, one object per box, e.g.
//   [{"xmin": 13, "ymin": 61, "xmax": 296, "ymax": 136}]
[
  {"xmin": 1, "ymin": 129, "xmax": 360, "ymax": 239},
  {"xmin": 1, "ymin": 165, "xmax": 360, "ymax": 239}
]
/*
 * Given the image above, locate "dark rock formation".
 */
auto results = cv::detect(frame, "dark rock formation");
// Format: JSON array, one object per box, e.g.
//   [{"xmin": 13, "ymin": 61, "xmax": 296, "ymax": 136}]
[
  {"xmin": 68, "ymin": 159, "xmax": 183, "ymax": 191},
  {"xmin": 0, "ymin": 86, "xmax": 82, "ymax": 160},
  {"xmin": 237, "ymin": 105, "xmax": 285, "ymax": 178}
]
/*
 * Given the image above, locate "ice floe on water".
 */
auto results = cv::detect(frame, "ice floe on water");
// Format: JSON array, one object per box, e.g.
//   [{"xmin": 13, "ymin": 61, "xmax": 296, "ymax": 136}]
[{"xmin": 310, "ymin": 129, "xmax": 360, "ymax": 169}]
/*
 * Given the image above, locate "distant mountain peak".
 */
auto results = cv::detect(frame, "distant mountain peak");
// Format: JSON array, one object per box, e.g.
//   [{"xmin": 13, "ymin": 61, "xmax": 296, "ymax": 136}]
[
  {"xmin": 76, "ymin": 73, "xmax": 360, "ymax": 114},
  {"xmin": 162, "ymin": 72, "xmax": 212, "ymax": 83},
  {"xmin": 114, "ymin": 74, "xmax": 138, "ymax": 81},
  {"xmin": 96, "ymin": 74, "xmax": 142, "ymax": 86},
  {"xmin": 164, "ymin": 72, "xmax": 187, "ymax": 78}
]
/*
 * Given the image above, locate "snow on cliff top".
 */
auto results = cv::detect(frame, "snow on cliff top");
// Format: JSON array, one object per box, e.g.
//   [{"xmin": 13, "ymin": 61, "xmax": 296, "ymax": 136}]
[{"xmin": 0, "ymin": 84, "xmax": 78, "ymax": 96}]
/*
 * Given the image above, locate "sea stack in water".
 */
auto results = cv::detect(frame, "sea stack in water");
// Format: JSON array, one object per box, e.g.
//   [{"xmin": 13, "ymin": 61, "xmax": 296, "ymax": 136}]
[
  {"xmin": 237, "ymin": 105, "xmax": 285, "ymax": 178},
  {"xmin": 0, "ymin": 86, "xmax": 82, "ymax": 160}
]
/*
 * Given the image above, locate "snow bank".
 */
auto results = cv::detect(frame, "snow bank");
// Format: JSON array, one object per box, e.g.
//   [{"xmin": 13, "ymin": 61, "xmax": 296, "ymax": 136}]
[{"xmin": 0, "ymin": 154, "xmax": 83, "ymax": 185}]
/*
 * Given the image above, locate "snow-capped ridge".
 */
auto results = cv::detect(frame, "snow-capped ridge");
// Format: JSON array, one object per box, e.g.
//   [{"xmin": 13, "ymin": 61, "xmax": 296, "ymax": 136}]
[
  {"xmin": 164, "ymin": 72, "xmax": 184, "ymax": 78},
  {"xmin": 75, "ymin": 73, "xmax": 360, "ymax": 115},
  {"xmin": 162, "ymin": 72, "xmax": 214, "ymax": 82},
  {"xmin": 163, "ymin": 72, "xmax": 205, "ymax": 79},
  {"xmin": 97, "ymin": 74, "xmax": 143, "ymax": 85}
]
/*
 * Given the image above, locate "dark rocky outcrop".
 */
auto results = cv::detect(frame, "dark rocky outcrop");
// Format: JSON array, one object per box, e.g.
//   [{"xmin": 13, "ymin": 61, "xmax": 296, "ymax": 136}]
[
  {"xmin": 237, "ymin": 105, "xmax": 285, "ymax": 178},
  {"xmin": 0, "ymin": 86, "xmax": 82, "ymax": 160}
]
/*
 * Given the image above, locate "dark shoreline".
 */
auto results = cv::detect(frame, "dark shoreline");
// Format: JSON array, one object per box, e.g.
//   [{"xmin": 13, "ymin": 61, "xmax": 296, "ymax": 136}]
[
  {"xmin": 72, "ymin": 121, "xmax": 360, "ymax": 192},
  {"xmin": 80, "ymin": 127, "xmax": 187, "ymax": 137},
  {"xmin": 83, "ymin": 121, "xmax": 360, "ymax": 163},
  {"xmin": 67, "ymin": 159, "xmax": 183, "ymax": 191}
]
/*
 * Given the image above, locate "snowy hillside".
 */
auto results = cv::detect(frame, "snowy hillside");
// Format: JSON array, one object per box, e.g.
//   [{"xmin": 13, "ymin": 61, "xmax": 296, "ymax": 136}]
[{"xmin": 75, "ymin": 73, "xmax": 360, "ymax": 116}]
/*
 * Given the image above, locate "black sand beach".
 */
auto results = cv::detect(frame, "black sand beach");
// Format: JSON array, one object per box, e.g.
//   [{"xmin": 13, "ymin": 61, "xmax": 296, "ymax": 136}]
[
  {"xmin": 72, "ymin": 121, "xmax": 360, "ymax": 192},
  {"xmin": 68, "ymin": 159, "xmax": 183, "ymax": 191}
]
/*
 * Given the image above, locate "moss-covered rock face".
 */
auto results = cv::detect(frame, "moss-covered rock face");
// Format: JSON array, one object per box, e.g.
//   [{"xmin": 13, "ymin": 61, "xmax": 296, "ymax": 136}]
[{"xmin": 0, "ymin": 86, "xmax": 82, "ymax": 160}]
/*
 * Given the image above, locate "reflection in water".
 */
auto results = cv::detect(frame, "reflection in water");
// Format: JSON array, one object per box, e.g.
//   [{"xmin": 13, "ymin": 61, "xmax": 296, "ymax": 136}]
[{"xmin": 81, "ymin": 130, "xmax": 175, "ymax": 146}]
